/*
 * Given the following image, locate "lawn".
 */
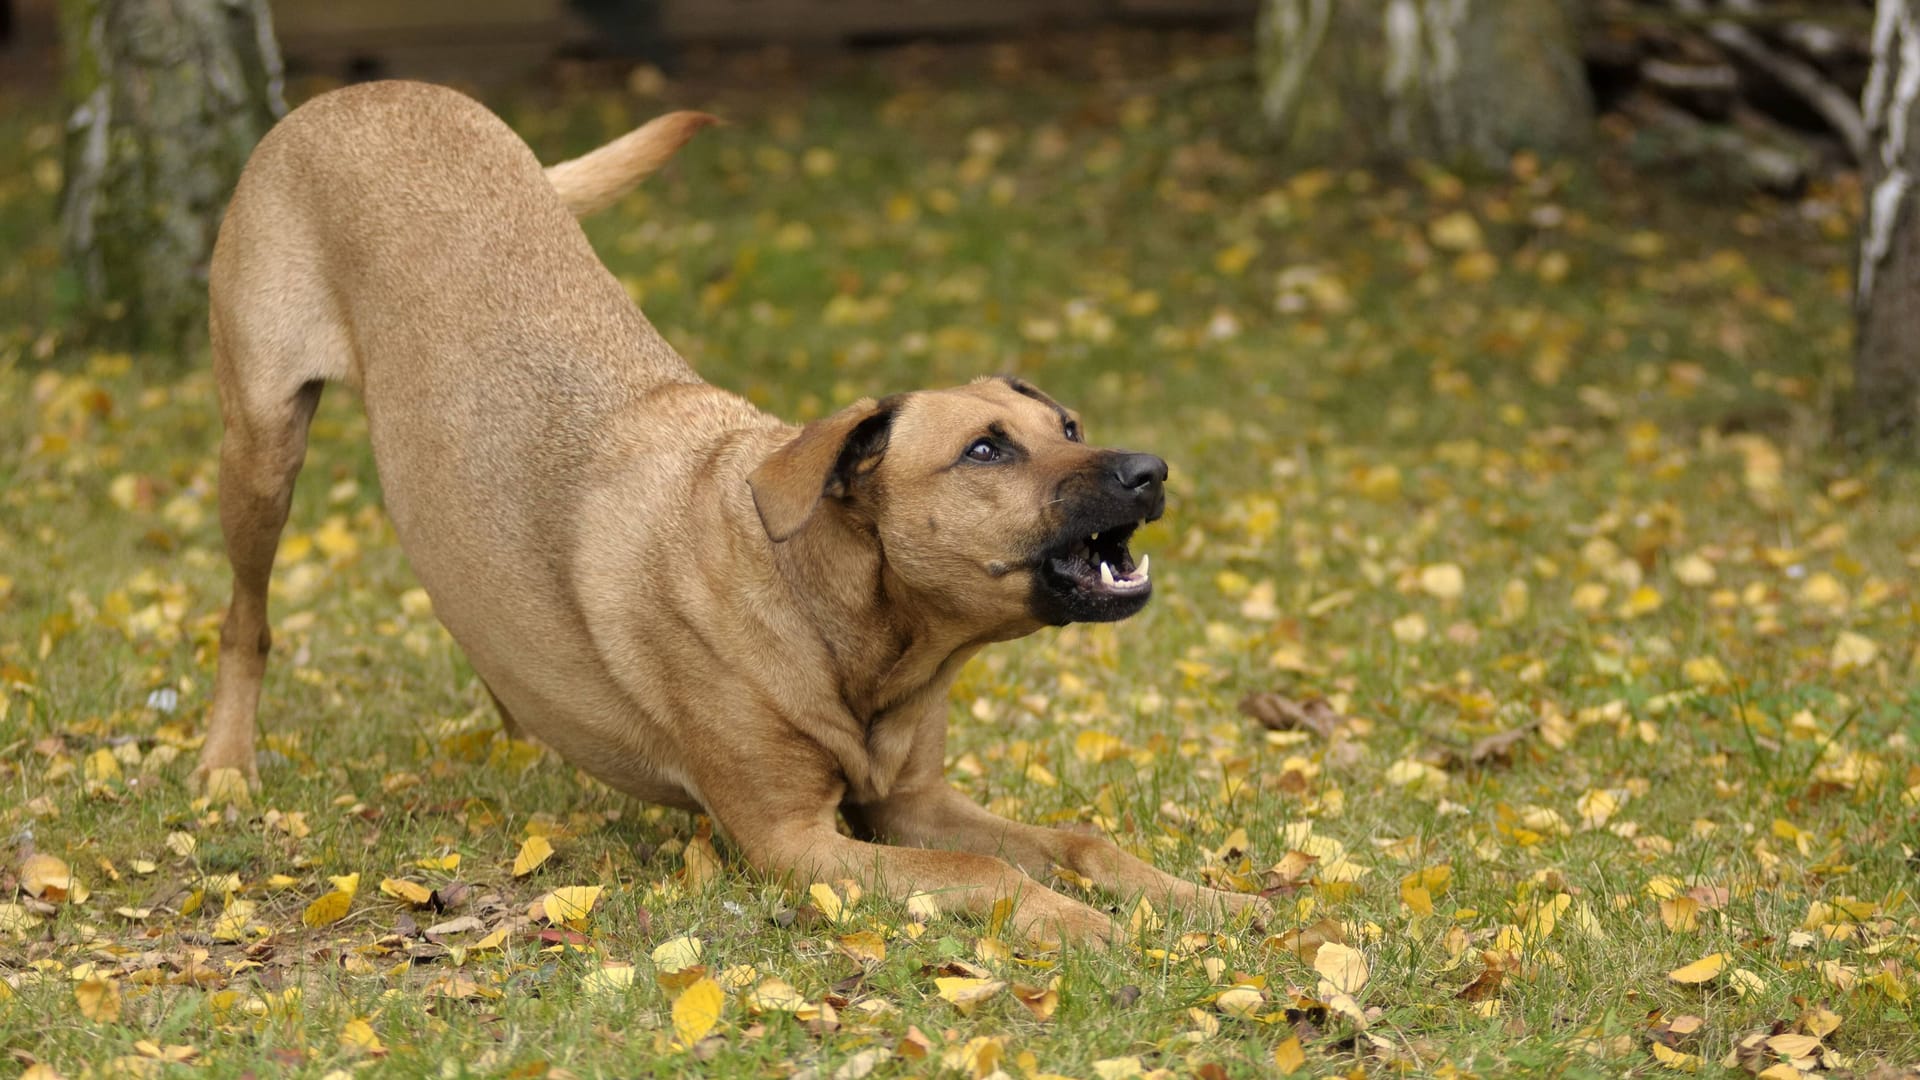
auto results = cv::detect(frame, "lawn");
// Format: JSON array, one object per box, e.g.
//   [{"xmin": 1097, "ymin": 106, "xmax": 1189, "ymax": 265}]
[{"xmin": 3, "ymin": 29, "xmax": 1918, "ymax": 1080}]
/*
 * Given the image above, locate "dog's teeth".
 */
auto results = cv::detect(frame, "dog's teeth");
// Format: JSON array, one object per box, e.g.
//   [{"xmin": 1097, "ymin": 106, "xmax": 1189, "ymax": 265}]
[
  {"xmin": 1099, "ymin": 561, "xmax": 1116, "ymax": 588},
  {"xmin": 1137, "ymin": 554, "xmax": 1150, "ymax": 579},
  {"xmin": 1091, "ymin": 532, "xmax": 1100, "ymax": 542}
]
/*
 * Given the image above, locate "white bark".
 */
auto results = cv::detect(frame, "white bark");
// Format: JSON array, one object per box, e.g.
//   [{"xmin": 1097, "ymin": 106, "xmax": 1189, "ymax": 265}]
[
  {"xmin": 1258, "ymin": 0, "xmax": 1333, "ymax": 129},
  {"xmin": 1859, "ymin": 0, "xmax": 1919, "ymax": 311}
]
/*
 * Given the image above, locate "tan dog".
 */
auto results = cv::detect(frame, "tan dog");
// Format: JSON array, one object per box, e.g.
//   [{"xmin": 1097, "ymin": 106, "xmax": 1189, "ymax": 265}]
[{"xmin": 195, "ymin": 81, "xmax": 1266, "ymax": 943}]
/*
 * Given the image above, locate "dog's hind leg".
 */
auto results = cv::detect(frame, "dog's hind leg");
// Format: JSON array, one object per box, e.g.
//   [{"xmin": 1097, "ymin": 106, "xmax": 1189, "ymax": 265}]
[
  {"xmin": 483, "ymin": 682, "xmax": 524, "ymax": 741},
  {"xmin": 192, "ymin": 298, "xmax": 335, "ymax": 791}
]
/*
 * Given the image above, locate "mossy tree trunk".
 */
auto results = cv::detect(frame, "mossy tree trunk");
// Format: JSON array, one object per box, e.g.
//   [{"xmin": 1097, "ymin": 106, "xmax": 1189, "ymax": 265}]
[
  {"xmin": 1257, "ymin": 0, "xmax": 1592, "ymax": 167},
  {"xmin": 1847, "ymin": 0, "xmax": 1920, "ymax": 450},
  {"xmin": 59, "ymin": 0, "xmax": 284, "ymax": 360}
]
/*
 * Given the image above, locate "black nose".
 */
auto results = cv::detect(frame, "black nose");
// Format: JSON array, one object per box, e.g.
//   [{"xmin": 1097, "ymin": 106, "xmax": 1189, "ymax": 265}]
[{"xmin": 1112, "ymin": 452, "xmax": 1168, "ymax": 493}]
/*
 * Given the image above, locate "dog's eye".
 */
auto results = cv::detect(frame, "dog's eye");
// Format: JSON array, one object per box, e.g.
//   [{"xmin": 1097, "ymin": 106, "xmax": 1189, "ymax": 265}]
[
  {"xmin": 1063, "ymin": 419, "xmax": 1080, "ymax": 442},
  {"xmin": 964, "ymin": 439, "xmax": 1000, "ymax": 463}
]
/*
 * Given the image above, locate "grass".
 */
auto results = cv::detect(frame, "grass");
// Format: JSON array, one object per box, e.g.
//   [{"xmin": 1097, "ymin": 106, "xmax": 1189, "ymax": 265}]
[{"xmin": 3, "ymin": 29, "xmax": 1919, "ymax": 1079}]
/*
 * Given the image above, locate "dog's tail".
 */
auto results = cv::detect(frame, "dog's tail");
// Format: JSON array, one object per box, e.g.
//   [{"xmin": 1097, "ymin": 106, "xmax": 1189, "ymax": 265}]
[{"xmin": 544, "ymin": 110, "xmax": 720, "ymax": 218}]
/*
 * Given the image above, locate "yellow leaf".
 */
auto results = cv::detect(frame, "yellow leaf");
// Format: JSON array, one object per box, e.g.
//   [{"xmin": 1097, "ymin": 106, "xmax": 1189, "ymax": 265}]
[
  {"xmin": 340, "ymin": 1017, "xmax": 384, "ymax": 1054},
  {"xmin": 582, "ymin": 963, "xmax": 638, "ymax": 996},
  {"xmin": 202, "ymin": 766, "xmax": 253, "ymax": 809},
  {"xmin": 1674, "ymin": 554, "xmax": 1716, "ymax": 587},
  {"xmin": 1766, "ymin": 1034, "xmax": 1822, "ymax": 1058},
  {"xmin": 748, "ymin": 977, "xmax": 806, "ymax": 1012},
  {"xmin": 210, "ymin": 898, "xmax": 256, "ymax": 943},
  {"xmin": 1651, "ymin": 1042, "xmax": 1701, "ymax": 1071},
  {"xmin": 651, "ymin": 933, "xmax": 703, "ymax": 973},
  {"xmin": 1274, "ymin": 1035, "xmax": 1307, "ymax": 1074},
  {"xmin": 379, "ymin": 878, "xmax": 433, "ymax": 907},
  {"xmin": 671, "ymin": 977, "xmax": 725, "ymax": 1048},
  {"xmin": 1619, "ymin": 585, "xmax": 1664, "ymax": 618},
  {"xmin": 1418, "ymin": 563, "xmax": 1465, "ymax": 600},
  {"xmin": 1660, "ymin": 897, "xmax": 1701, "ymax": 933},
  {"xmin": 1682, "ymin": 656, "xmax": 1729, "ymax": 687},
  {"xmin": 302, "ymin": 890, "xmax": 353, "ymax": 928},
  {"xmin": 329, "ymin": 873, "xmax": 361, "ymax": 896},
  {"xmin": 838, "ymin": 930, "xmax": 887, "ymax": 964},
  {"xmin": 1073, "ymin": 730, "xmax": 1130, "ymax": 764},
  {"xmin": 1391, "ymin": 613, "xmax": 1428, "ymax": 644},
  {"xmin": 808, "ymin": 882, "xmax": 845, "ymax": 923},
  {"xmin": 83, "ymin": 747, "xmax": 121, "ymax": 784},
  {"xmin": 682, "ymin": 833, "xmax": 722, "ymax": 891},
  {"xmin": 1830, "ymin": 631, "xmax": 1879, "ymax": 672},
  {"xmin": 540, "ymin": 885, "xmax": 602, "ymax": 924},
  {"xmin": 1214, "ymin": 985, "xmax": 1263, "ymax": 1018},
  {"xmin": 471, "ymin": 926, "xmax": 510, "ymax": 951},
  {"xmin": 75, "ymin": 978, "xmax": 121, "ymax": 1022},
  {"xmin": 1012, "ymin": 981, "xmax": 1059, "ymax": 1022},
  {"xmin": 1576, "ymin": 788, "xmax": 1621, "ymax": 829},
  {"xmin": 1314, "ymin": 942, "xmax": 1369, "ymax": 994},
  {"xmin": 512, "ymin": 835, "xmax": 554, "ymax": 877},
  {"xmin": 935, "ymin": 976, "xmax": 1006, "ymax": 1014},
  {"xmin": 414, "ymin": 853, "xmax": 461, "ymax": 872},
  {"xmin": 1667, "ymin": 952, "xmax": 1729, "ymax": 984},
  {"xmin": 21, "ymin": 853, "xmax": 78, "ymax": 903},
  {"xmin": 1429, "ymin": 210, "xmax": 1485, "ymax": 252}
]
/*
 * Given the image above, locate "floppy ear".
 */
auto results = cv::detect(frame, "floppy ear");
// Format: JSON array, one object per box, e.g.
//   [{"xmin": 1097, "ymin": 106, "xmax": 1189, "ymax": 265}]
[{"xmin": 748, "ymin": 396, "xmax": 897, "ymax": 542}]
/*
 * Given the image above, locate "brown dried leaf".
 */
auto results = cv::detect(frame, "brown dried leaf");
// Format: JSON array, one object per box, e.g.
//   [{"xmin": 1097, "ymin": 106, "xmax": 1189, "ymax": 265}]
[{"xmin": 1239, "ymin": 692, "xmax": 1347, "ymax": 739}]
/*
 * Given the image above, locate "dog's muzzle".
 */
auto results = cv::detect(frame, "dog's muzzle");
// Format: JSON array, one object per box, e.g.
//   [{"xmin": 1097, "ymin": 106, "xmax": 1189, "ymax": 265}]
[{"xmin": 1028, "ymin": 452, "xmax": 1167, "ymax": 625}]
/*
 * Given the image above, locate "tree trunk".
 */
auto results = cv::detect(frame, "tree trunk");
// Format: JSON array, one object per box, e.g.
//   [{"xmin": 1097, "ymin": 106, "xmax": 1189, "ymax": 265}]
[
  {"xmin": 1257, "ymin": 0, "xmax": 1593, "ymax": 167},
  {"xmin": 1847, "ymin": 0, "xmax": 1920, "ymax": 450},
  {"xmin": 59, "ymin": 0, "xmax": 284, "ymax": 360}
]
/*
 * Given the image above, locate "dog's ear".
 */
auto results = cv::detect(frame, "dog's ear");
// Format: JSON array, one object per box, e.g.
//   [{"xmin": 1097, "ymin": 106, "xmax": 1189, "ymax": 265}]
[{"xmin": 748, "ymin": 396, "xmax": 898, "ymax": 542}]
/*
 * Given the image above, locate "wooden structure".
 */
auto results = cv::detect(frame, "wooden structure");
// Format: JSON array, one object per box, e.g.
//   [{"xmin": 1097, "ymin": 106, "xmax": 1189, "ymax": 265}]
[{"xmin": 271, "ymin": 0, "xmax": 1255, "ymax": 78}]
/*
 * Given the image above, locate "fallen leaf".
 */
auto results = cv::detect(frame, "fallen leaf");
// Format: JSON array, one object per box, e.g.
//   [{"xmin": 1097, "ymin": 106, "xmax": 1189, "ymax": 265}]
[
  {"xmin": 582, "ymin": 963, "xmax": 638, "ymax": 996},
  {"xmin": 303, "ymin": 890, "xmax": 353, "ymax": 927},
  {"xmin": 672, "ymin": 976, "xmax": 725, "ymax": 1047},
  {"xmin": 1238, "ymin": 691, "xmax": 1347, "ymax": 738},
  {"xmin": 75, "ymin": 978, "xmax": 121, "ymax": 1022},
  {"xmin": 340, "ymin": 1017, "xmax": 385, "ymax": 1054},
  {"xmin": 1215, "ymin": 985, "xmax": 1264, "ymax": 1018},
  {"xmin": 1668, "ymin": 952, "xmax": 1729, "ymax": 984},
  {"xmin": 682, "ymin": 833, "xmax": 722, "ymax": 890},
  {"xmin": 1274, "ymin": 1036, "xmax": 1307, "ymax": 1074},
  {"xmin": 538, "ymin": 885, "xmax": 602, "ymax": 924},
  {"xmin": 652, "ymin": 933, "xmax": 703, "ymax": 973},
  {"xmin": 512, "ymin": 836, "xmax": 554, "ymax": 877},
  {"xmin": 935, "ymin": 976, "xmax": 1006, "ymax": 1014},
  {"xmin": 379, "ymin": 878, "xmax": 433, "ymax": 908},
  {"xmin": 1314, "ymin": 941, "xmax": 1369, "ymax": 994},
  {"xmin": 1467, "ymin": 721, "xmax": 1540, "ymax": 766}
]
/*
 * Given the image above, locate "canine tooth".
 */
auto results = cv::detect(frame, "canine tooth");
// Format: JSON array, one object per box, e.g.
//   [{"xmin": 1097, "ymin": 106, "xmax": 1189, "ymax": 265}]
[
  {"xmin": 1137, "ymin": 554, "xmax": 1150, "ymax": 579},
  {"xmin": 1091, "ymin": 532, "xmax": 1100, "ymax": 542},
  {"xmin": 1099, "ymin": 561, "xmax": 1116, "ymax": 587}
]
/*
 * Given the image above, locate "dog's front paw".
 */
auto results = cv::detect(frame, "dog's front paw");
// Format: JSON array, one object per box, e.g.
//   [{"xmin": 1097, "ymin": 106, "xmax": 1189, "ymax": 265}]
[{"xmin": 1210, "ymin": 888, "xmax": 1275, "ymax": 929}]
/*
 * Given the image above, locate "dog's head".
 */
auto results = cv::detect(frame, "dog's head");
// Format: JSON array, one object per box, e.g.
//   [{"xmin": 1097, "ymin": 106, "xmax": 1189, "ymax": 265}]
[{"xmin": 748, "ymin": 375, "xmax": 1165, "ymax": 629}]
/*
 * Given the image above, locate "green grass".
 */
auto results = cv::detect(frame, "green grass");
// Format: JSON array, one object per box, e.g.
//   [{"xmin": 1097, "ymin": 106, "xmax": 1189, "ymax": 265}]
[{"xmin": 4, "ymin": 32, "xmax": 1919, "ymax": 1079}]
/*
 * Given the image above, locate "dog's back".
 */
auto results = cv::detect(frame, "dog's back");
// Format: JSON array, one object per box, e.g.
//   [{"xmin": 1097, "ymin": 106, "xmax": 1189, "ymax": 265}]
[{"xmin": 201, "ymin": 83, "xmax": 734, "ymax": 790}]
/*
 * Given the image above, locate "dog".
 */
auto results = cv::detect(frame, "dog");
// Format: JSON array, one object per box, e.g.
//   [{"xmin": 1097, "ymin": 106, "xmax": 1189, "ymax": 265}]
[{"xmin": 194, "ymin": 81, "xmax": 1268, "ymax": 943}]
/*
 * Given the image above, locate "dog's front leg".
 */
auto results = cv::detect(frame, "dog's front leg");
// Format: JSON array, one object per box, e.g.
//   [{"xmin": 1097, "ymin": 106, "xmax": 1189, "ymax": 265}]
[
  {"xmin": 859, "ymin": 781, "xmax": 1272, "ymax": 928},
  {"xmin": 695, "ymin": 753, "xmax": 1116, "ymax": 945}
]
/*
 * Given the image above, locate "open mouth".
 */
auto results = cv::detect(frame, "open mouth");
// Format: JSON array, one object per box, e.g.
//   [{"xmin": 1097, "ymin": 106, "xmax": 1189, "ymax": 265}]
[{"xmin": 1044, "ymin": 518, "xmax": 1144, "ymax": 599}]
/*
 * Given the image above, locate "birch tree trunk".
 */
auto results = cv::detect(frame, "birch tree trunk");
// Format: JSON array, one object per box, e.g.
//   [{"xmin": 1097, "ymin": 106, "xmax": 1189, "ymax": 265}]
[
  {"xmin": 1257, "ymin": 0, "xmax": 1592, "ymax": 166},
  {"xmin": 1848, "ymin": 0, "xmax": 1920, "ymax": 450},
  {"xmin": 59, "ymin": 0, "xmax": 285, "ymax": 360}
]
